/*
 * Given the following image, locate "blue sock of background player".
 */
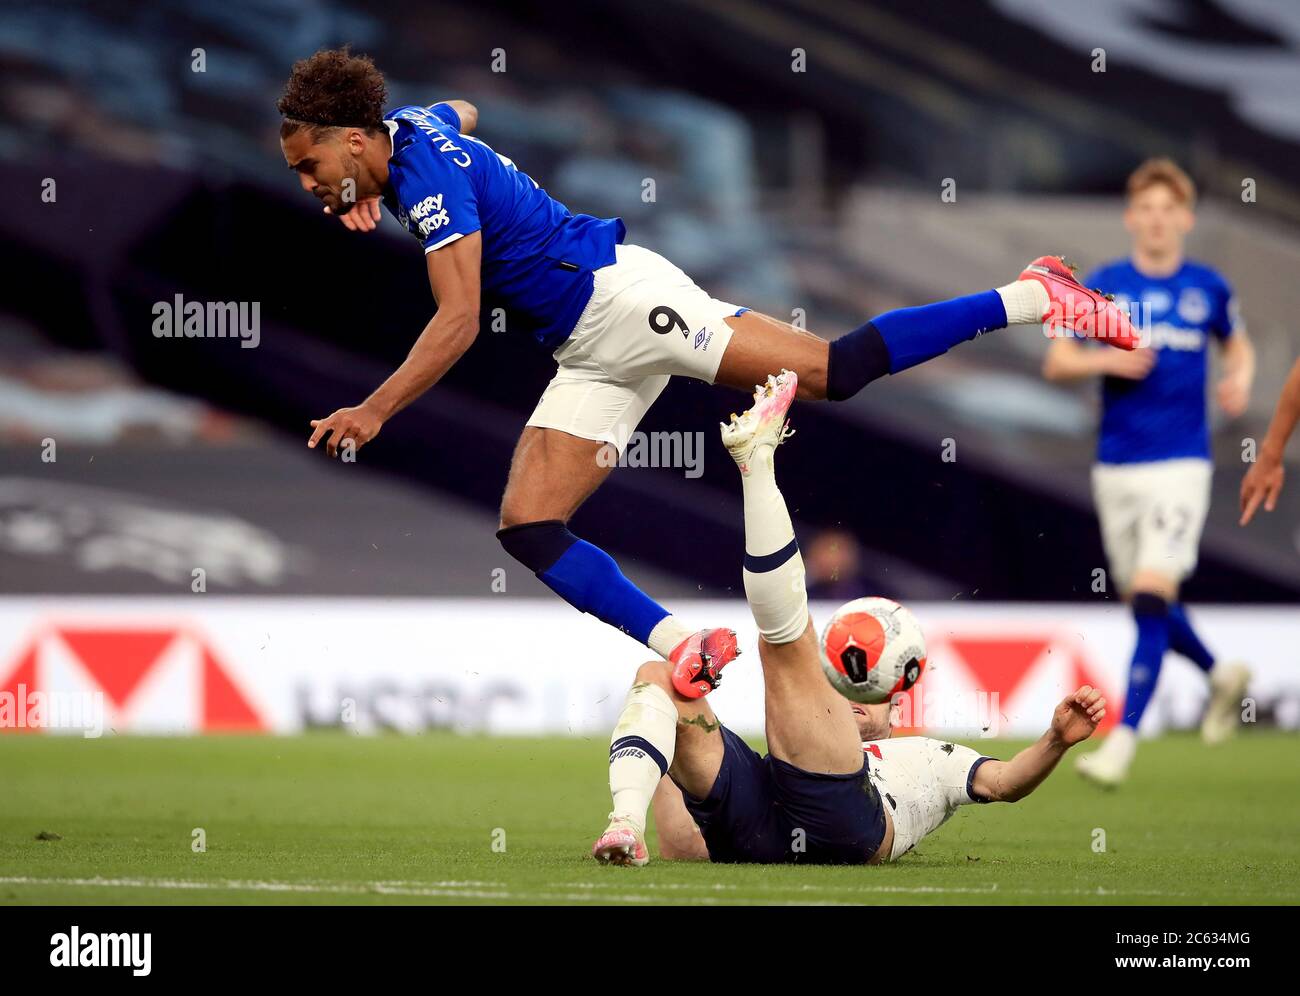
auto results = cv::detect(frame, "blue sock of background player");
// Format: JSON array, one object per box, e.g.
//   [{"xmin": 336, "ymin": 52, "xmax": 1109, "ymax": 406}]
[
  {"xmin": 1118, "ymin": 593, "xmax": 1172, "ymax": 730},
  {"xmin": 1165, "ymin": 602, "xmax": 1216, "ymax": 672}
]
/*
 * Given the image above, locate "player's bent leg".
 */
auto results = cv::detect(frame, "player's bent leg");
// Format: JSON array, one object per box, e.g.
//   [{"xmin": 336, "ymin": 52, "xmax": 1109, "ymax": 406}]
[
  {"xmin": 721, "ymin": 370, "xmax": 862, "ymax": 775},
  {"xmin": 497, "ymin": 426, "xmax": 703, "ymax": 660},
  {"xmin": 716, "ymin": 257, "xmax": 1135, "ymax": 403},
  {"xmin": 1166, "ymin": 601, "xmax": 1215, "ymax": 672},
  {"xmin": 1078, "ymin": 574, "xmax": 1174, "ymax": 787},
  {"xmin": 595, "ymin": 661, "xmax": 676, "ymax": 867},
  {"xmin": 758, "ymin": 626, "xmax": 866, "ymax": 776},
  {"xmin": 717, "ymin": 311, "xmax": 830, "ymax": 399},
  {"xmin": 757, "ymin": 625, "xmax": 888, "ymax": 864},
  {"xmin": 498, "ymin": 425, "xmax": 611, "ymax": 527},
  {"xmin": 1161, "ymin": 592, "xmax": 1251, "ymax": 746},
  {"xmin": 593, "ymin": 660, "xmax": 723, "ymax": 866},
  {"xmin": 720, "ymin": 291, "xmax": 1011, "ymax": 401},
  {"xmin": 610, "ymin": 660, "xmax": 726, "ymax": 803},
  {"xmin": 650, "ymin": 777, "xmax": 710, "ymax": 861}
]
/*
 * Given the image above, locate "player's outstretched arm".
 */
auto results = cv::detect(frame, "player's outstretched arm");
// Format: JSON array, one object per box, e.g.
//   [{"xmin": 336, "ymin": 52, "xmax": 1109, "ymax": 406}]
[
  {"xmin": 307, "ymin": 232, "xmax": 482, "ymax": 457},
  {"xmin": 971, "ymin": 686, "xmax": 1106, "ymax": 803},
  {"xmin": 1241, "ymin": 356, "xmax": 1300, "ymax": 525}
]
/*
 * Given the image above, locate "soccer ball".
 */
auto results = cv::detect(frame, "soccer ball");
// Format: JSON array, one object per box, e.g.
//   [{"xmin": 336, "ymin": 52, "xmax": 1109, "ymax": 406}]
[{"xmin": 819, "ymin": 597, "xmax": 927, "ymax": 704}]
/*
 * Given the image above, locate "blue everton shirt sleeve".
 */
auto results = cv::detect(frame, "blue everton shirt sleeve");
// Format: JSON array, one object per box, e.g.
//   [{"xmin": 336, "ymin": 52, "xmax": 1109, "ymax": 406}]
[
  {"xmin": 391, "ymin": 140, "xmax": 481, "ymax": 252},
  {"xmin": 428, "ymin": 101, "xmax": 462, "ymax": 131},
  {"xmin": 380, "ymin": 102, "xmax": 623, "ymax": 347},
  {"xmin": 1208, "ymin": 273, "xmax": 1240, "ymax": 340}
]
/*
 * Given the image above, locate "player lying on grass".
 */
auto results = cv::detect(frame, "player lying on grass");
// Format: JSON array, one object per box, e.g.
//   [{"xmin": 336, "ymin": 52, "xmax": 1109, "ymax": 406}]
[
  {"xmin": 277, "ymin": 48, "xmax": 1135, "ymax": 699},
  {"xmin": 591, "ymin": 370, "xmax": 1106, "ymax": 865}
]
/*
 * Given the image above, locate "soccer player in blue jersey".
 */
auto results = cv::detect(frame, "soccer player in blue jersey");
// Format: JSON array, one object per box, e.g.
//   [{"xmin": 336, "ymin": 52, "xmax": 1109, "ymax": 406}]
[
  {"xmin": 1043, "ymin": 159, "xmax": 1256, "ymax": 786},
  {"xmin": 277, "ymin": 49, "xmax": 1134, "ymax": 700}
]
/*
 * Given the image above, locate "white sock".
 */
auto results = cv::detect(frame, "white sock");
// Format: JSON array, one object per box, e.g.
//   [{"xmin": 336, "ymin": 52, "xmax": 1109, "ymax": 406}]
[
  {"xmin": 647, "ymin": 615, "xmax": 693, "ymax": 659},
  {"xmin": 739, "ymin": 444, "xmax": 809, "ymax": 644},
  {"xmin": 609, "ymin": 681, "xmax": 678, "ymax": 832},
  {"xmin": 995, "ymin": 280, "xmax": 1049, "ymax": 326},
  {"xmin": 1103, "ymin": 724, "xmax": 1138, "ymax": 763}
]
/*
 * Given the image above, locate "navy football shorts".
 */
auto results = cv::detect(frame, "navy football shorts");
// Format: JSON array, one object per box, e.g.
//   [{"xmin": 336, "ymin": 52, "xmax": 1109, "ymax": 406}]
[{"xmin": 678, "ymin": 725, "xmax": 886, "ymax": 864}]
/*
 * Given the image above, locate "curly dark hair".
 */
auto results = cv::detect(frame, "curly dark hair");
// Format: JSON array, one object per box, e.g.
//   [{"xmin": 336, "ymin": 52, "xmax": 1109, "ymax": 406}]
[{"xmin": 278, "ymin": 47, "xmax": 387, "ymax": 136}]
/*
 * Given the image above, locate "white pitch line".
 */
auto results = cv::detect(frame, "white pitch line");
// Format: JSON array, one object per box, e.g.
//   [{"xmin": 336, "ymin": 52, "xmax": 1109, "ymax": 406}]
[
  {"xmin": 557, "ymin": 880, "xmax": 1210, "ymax": 899},
  {"xmin": 4, "ymin": 876, "xmax": 1290, "ymax": 904},
  {"xmin": 0, "ymin": 876, "xmax": 853, "ymax": 906},
  {"xmin": 0, "ymin": 876, "xmax": 513, "ymax": 900}
]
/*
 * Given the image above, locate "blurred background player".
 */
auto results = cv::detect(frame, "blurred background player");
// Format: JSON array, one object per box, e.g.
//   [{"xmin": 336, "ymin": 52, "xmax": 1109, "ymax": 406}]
[
  {"xmin": 591, "ymin": 370, "xmax": 1106, "ymax": 866},
  {"xmin": 277, "ymin": 50, "xmax": 1134, "ymax": 700},
  {"xmin": 1043, "ymin": 158, "xmax": 1256, "ymax": 786},
  {"xmin": 1240, "ymin": 356, "xmax": 1300, "ymax": 526},
  {"xmin": 804, "ymin": 528, "xmax": 873, "ymax": 601}
]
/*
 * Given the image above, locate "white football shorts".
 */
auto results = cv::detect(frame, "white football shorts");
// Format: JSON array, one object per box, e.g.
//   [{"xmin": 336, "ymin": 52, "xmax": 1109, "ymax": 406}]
[
  {"xmin": 526, "ymin": 244, "xmax": 744, "ymax": 449},
  {"xmin": 1091, "ymin": 457, "xmax": 1212, "ymax": 592},
  {"xmin": 864, "ymin": 736, "xmax": 993, "ymax": 861}
]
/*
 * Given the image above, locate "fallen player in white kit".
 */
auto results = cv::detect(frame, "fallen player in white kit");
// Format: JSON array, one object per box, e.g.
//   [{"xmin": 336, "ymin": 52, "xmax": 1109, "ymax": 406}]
[{"xmin": 591, "ymin": 370, "xmax": 1107, "ymax": 865}]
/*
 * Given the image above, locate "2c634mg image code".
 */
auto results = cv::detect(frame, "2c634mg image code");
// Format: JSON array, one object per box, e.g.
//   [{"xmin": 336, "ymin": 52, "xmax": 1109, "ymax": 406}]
[{"xmin": 1113, "ymin": 932, "xmax": 1252, "ymax": 970}]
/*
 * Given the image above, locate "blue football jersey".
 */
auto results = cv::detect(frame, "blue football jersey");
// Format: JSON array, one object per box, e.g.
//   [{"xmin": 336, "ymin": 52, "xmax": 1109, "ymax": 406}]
[
  {"xmin": 380, "ymin": 102, "xmax": 625, "ymax": 348},
  {"xmin": 1084, "ymin": 258, "xmax": 1240, "ymax": 465}
]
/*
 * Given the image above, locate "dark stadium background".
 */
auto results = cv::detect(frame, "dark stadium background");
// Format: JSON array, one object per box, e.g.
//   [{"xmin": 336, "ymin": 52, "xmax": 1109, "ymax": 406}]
[{"xmin": 3, "ymin": 0, "xmax": 1297, "ymax": 609}]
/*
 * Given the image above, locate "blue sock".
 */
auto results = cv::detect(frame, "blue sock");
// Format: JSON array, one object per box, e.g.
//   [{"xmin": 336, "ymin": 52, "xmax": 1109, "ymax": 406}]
[
  {"xmin": 1121, "ymin": 594, "xmax": 1170, "ymax": 730},
  {"xmin": 498, "ymin": 521, "xmax": 669, "ymax": 644},
  {"xmin": 1167, "ymin": 602, "xmax": 1215, "ymax": 673},
  {"xmin": 826, "ymin": 290, "xmax": 1007, "ymax": 399}
]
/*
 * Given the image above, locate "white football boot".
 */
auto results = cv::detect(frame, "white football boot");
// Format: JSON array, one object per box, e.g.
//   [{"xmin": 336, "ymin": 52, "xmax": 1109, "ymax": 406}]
[
  {"xmin": 721, "ymin": 369, "xmax": 797, "ymax": 473},
  {"xmin": 591, "ymin": 815, "xmax": 649, "ymax": 867},
  {"xmin": 1076, "ymin": 724, "xmax": 1137, "ymax": 787},
  {"xmin": 1201, "ymin": 661, "xmax": 1251, "ymax": 745}
]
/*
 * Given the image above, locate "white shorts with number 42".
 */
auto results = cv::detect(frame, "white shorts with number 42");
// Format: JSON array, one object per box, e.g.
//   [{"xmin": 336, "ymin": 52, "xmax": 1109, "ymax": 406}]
[{"xmin": 1091, "ymin": 457, "xmax": 1212, "ymax": 592}]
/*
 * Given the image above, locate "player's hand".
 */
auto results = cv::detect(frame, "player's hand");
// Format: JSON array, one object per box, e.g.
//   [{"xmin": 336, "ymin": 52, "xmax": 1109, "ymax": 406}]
[
  {"xmin": 1101, "ymin": 347, "xmax": 1155, "ymax": 380},
  {"xmin": 1240, "ymin": 453, "xmax": 1284, "ymax": 525},
  {"xmin": 325, "ymin": 196, "xmax": 382, "ymax": 232},
  {"xmin": 1216, "ymin": 370, "xmax": 1251, "ymax": 419},
  {"xmin": 1051, "ymin": 685, "xmax": 1105, "ymax": 746},
  {"xmin": 307, "ymin": 403, "xmax": 384, "ymax": 458}
]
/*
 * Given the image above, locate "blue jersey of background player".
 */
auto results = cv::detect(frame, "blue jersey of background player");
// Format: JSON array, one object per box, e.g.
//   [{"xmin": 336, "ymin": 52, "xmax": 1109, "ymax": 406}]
[
  {"xmin": 1087, "ymin": 257, "xmax": 1238, "ymax": 465},
  {"xmin": 1043, "ymin": 159, "xmax": 1255, "ymax": 787}
]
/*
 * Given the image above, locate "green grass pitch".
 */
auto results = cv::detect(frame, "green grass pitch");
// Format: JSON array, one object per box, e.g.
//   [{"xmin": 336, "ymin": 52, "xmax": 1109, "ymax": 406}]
[{"xmin": 1, "ymin": 731, "xmax": 1297, "ymax": 905}]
